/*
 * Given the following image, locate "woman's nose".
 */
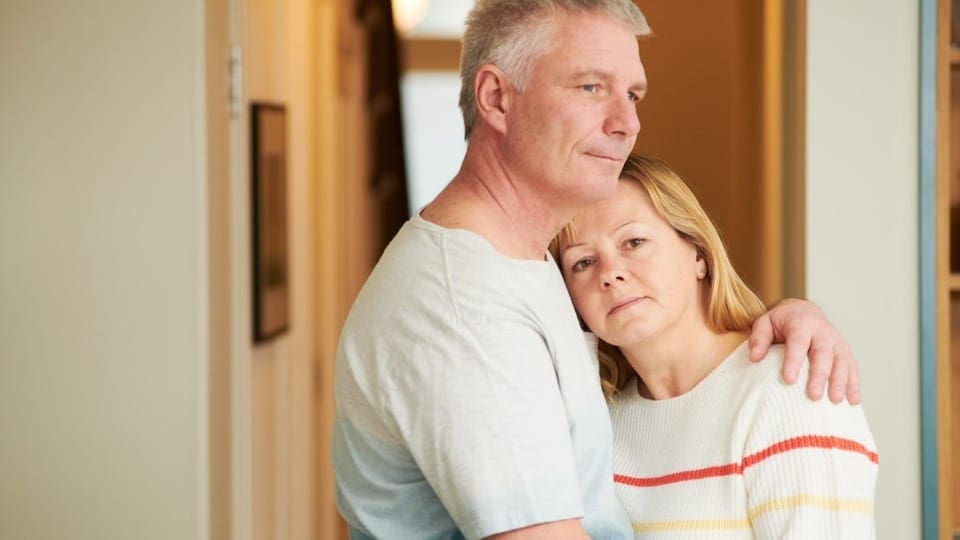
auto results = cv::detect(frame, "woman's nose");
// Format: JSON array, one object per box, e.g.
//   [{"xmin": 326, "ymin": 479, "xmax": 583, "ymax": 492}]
[{"xmin": 600, "ymin": 266, "xmax": 628, "ymax": 289}]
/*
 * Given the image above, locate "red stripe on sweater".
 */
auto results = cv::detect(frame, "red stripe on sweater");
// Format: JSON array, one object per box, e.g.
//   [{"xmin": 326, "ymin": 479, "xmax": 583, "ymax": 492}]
[
  {"xmin": 741, "ymin": 435, "xmax": 879, "ymax": 469},
  {"xmin": 614, "ymin": 435, "xmax": 877, "ymax": 488},
  {"xmin": 615, "ymin": 463, "xmax": 742, "ymax": 487}
]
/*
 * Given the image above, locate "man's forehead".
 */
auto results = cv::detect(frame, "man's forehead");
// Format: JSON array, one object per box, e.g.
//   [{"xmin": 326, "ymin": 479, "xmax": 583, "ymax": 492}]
[{"xmin": 542, "ymin": 16, "xmax": 645, "ymax": 75}]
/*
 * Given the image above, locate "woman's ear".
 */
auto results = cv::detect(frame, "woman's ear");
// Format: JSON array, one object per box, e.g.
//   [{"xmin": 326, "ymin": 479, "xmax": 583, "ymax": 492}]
[
  {"xmin": 695, "ymin": 253, "xmax": 708, "ymax": 280},
  {"xmin": 475, "ymin": 65, "xmax": 510, "ymax": 134}
]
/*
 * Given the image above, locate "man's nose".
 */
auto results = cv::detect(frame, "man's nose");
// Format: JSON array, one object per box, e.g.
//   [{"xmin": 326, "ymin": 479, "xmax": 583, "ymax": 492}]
[{"xmin": 604, "ymin": 96, "xmax": 641, "ymax": 138}]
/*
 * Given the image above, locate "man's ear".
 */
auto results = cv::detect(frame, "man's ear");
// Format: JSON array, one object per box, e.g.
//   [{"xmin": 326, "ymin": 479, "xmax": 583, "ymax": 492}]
[{"xmin": 475, "ymin": 64, "xmax": 511, "ymax": 134}]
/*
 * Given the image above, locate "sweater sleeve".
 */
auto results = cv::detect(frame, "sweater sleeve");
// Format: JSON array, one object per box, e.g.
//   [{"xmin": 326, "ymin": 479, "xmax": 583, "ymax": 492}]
[{"xmin": 741, "ymin": 362, "xmax": 879, "ymax": 539}]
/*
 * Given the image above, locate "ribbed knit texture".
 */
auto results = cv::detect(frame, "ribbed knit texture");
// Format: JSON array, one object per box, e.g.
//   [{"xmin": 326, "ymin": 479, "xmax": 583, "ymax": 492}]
[{"xmin": 608, "ymin": 342, "xmax": 878, "ymax": 539}]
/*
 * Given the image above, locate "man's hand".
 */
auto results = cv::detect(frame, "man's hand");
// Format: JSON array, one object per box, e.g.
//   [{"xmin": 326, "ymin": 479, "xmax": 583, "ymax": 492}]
[{"xmin": 748, "ymin": 298, "xmax": 861, "ymax": 405}]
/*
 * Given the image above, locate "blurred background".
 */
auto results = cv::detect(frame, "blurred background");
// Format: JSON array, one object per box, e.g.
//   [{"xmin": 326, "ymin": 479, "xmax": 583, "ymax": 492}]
[{"xmin": 0, "ymin": 0, "xmax": 953, "ymax": 538}]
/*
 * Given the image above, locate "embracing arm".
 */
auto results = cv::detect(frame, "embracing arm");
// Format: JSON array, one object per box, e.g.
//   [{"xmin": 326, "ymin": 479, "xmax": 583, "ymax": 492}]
[
  {"xmin": 485, "ymin": 519, "xmax": 590, "ymax": 540},
  {"xmin": 748, "ymin": 299, "xmax": 861, "ymax": 404},
  {"xmin": 389, "ymin": 321, "xmax": 588, "ymax": 539}
]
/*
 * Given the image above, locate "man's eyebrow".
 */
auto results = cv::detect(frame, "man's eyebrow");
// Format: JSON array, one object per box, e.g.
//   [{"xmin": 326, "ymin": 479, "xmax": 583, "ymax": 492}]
[
  {"xmin": 568, "ymin": 69, "xmax": 647, "ymax": 93},
  {"xmin": 569, "ymin": 69, "xmax": 614, "ymax": 81}
]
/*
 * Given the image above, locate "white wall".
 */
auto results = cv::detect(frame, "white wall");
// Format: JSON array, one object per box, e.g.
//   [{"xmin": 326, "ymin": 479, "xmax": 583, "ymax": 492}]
[
  {"xmin": 0, "ymin": 1, "xmax": 210, "ymax": 540},
  {"xmin": 806, "ymin": 1, "xmax": 921, "ymax": 538}
]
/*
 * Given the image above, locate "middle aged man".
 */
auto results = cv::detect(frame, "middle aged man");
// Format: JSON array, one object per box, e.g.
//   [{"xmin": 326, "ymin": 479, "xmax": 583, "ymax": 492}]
[{"xmin": 333, "ymin": 1, "xmax": 860, "ymax": 539}]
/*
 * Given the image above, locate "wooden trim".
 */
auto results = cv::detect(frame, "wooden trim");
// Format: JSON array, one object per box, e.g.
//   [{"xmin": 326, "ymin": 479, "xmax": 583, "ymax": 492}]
[
  {"xmin": 400, "ymin": 37, "xmax": 461, "ymax": 72},
  {"xmin": 312, "ymin": 2, "xmax": 341, "ymax": 535},
  {"xmin": 944, "ymin": 0, "xmax": 960, "ymax": 532},
  {"xmin": 760, "ymin": 0, "xmax": 784, "ymax": 302},
  {"xmin": 314, "ymin": 1, "xmax": 345, "ymax": 537},
  {"xmin": 931, "ymin": 0, "xmax": 954, "ymax": 537},
  {"xmin": 205, "ymin": 0, "xmax": 233, "ymax": 539},
  {"xmin": 228, "ymin": 0, "xmax": 255, "ymax": 538},
  {"xmin": 782, "ymin": 0, "xmax": 806, "ymax": 298},
  {"xmin": 940, "ymin": 0, "xmax": 956, "ymax": 536}
]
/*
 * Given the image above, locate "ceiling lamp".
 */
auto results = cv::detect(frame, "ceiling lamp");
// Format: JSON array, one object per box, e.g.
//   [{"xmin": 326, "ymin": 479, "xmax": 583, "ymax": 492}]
[{"xmin": 392, "ymin": 0, "xmax": 431, "ymax": 33}]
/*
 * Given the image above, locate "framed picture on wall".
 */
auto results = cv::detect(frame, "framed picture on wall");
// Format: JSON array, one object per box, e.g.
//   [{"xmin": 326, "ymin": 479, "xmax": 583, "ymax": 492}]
[{"xmin": 251, "ymin": 103, "xmax": 290, "ymax": 342}]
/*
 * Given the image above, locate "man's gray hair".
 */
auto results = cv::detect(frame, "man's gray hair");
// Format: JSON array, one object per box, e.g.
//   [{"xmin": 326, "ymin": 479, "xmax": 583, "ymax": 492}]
[{"xmin": 458, "ymin": 0, "xmax": 650, "ymax": 139}]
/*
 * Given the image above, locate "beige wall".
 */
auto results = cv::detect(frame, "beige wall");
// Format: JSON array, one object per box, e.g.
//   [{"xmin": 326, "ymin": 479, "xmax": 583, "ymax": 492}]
[
  {"xmin": 0, "ymin": 1, "xmax": 210, "ymax": 539},
  {"xmin": 239, "ymin": 0, "xmax": 316, "ymax": 538},
  {"xmin": 806, "ymin": 1, "xmax": 921, "ymax": 537}
]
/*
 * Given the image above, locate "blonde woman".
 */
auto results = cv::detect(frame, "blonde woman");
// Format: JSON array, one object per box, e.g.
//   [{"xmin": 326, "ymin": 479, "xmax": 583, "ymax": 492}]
[{"xmin": 552, "ymin": 155, "xmax": 878, "ymax": 538}]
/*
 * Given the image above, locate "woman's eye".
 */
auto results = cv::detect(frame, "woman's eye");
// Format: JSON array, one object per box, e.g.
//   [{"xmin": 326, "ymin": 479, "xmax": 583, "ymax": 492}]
[
  {"xmin": 581, "ymin": 84, "xmax": 599, "ymax": 93},
  {"xmin": 625, "ymin": 238, "xmax": 645, "ymax": 249},
  {"xmin": 572, "ymin": 258, "xmax": 594, "ymax": 272}
]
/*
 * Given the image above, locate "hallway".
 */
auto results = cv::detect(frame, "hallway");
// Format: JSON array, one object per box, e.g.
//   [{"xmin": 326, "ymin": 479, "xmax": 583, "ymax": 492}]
[{"xmin": 0, "ymin": 0, "xmax": 930, "ymax": 538}]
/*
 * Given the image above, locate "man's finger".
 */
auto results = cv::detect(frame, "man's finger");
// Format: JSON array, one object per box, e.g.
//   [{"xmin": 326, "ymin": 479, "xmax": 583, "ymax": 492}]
[
  {"xmin": 749, "ymin": 314, "xmax": 775, "ymax": 362},
  {"xmin": 805, "ymin": 341, "xmax": 833, "ymax": 401},
  {"xmin": 845, "ymin": 353, "xmax": 862, "ymax": 405},
  {"xmin": 781, "ymin": 329, "xmax": 811, "ymax": 384},
  {"xmin": 827, "ymin": 347, "xmax": 849, "ymax": 404}
]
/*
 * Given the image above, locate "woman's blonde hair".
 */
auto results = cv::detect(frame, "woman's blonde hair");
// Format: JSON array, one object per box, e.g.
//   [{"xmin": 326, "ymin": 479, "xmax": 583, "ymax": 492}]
[{"xmin": 550, "ymin": 154, "xmax": 768, "ymax": 398}]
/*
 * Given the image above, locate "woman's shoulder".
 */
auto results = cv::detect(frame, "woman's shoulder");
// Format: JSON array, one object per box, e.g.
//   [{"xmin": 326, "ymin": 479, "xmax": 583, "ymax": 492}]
[
  {"xmin": 738, "ymin": 346, "xmax": 877, "ymax": 466},
  {"xmin": 724, "ymin": 342, "xmax": 787, "ymax": 389},
  {"xmin": 747, "ymin": 344, "xmax": 841, "ymax": 401}
]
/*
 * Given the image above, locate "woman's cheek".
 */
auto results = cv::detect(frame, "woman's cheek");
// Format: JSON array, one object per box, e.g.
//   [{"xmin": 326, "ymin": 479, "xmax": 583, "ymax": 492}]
[{"xmin": 576, "ymin": 292, "xmax": 600, "ymax": 326}]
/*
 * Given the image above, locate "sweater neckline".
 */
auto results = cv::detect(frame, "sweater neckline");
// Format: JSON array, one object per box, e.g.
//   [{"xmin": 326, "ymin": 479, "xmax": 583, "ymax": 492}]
[{"xmin": 616, "ymin": 339, "xmax": 751, "ymax": 407}]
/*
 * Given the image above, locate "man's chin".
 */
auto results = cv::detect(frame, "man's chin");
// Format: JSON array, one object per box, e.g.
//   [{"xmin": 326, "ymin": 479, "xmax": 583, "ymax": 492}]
[{"xmin": 587, "ymin": 174, "xmax": 621, "ymax": 200}]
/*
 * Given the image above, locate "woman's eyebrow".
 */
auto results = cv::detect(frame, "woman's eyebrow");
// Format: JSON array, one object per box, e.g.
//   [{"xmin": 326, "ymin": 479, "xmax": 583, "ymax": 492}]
[{"xmin": 615, "ymin": 221, "xmax": 640, "ymax": 232}]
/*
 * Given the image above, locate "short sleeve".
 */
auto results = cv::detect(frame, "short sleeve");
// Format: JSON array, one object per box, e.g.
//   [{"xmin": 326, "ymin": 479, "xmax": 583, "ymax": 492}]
[
  {"xmin": 380, "ymin": 319, "xmax": 585, "ymax": 539},
  {"xmin": 742, "ymin": 363, "xmax": 879, "ymax": 539}
]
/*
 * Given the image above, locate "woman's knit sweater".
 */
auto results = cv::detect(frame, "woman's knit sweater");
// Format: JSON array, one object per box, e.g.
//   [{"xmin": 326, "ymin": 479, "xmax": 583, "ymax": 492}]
[{"xmin": 607, "ymin": 342, "xmax": 878, "ymax": 539}]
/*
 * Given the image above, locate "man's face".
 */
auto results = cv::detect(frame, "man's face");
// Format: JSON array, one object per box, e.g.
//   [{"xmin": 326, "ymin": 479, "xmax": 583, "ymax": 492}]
[{"xmin": 504, "ymin": 12, "xmax": 647, "ymax": 207}]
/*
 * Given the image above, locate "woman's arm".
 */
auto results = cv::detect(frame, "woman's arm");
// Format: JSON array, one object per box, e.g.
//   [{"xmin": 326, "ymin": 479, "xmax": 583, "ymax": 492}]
[{"xmin": 743, "ymin": 362, "xmax": 878, "ymax": 539}]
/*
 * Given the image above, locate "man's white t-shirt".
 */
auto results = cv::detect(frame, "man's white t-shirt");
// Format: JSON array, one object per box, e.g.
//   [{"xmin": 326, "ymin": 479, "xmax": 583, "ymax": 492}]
[{"xmin": 332, "ymin": 214, "xmax": 631, "ymax": 539}]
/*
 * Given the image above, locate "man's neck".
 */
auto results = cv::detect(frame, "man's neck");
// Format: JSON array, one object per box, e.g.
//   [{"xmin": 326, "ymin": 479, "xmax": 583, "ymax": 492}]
[{"xmin": 420, "ymin": 142, "xmax": 575, "ymax": 260}]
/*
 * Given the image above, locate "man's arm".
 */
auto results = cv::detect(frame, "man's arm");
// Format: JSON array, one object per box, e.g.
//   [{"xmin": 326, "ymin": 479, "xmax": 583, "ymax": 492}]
[
  {"xmin": 387, "ymin": 320, "xmax": 587, "ymax": 539},
  {"xmin": 748, "ymin": 299, "xmax": 861, "ymax": 405},
  {"xmin": 485, "ymin": 519, "xmax": 590, "ymax": 540}
]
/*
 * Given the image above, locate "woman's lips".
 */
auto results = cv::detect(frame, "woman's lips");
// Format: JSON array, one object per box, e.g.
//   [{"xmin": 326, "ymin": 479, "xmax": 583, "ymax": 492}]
[{"xmin": 608, "ymin": 296, "xmax": 645, "ymax": 316}]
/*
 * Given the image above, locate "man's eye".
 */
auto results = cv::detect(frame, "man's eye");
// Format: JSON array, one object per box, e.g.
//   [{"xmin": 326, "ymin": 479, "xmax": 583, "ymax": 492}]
[
  {"xmin": 581, "ymin": 84, "xmax": 599, "ymax": 93},
  {"xmin": 572, "ymin": 258, "xmax": 594, "ymax": 272},
  {"xmin": 627, "ymin": 91, "xmax": 640, "ymax": 103}
]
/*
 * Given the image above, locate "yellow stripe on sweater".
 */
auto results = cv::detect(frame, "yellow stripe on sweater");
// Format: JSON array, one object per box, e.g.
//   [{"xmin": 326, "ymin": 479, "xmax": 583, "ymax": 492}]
[
  {"xmin": 633, "ymin": 518, "xmax": 751, "ymax": 532},
  {"xmin": 749, "ymin": 494, "xmax": 874, "ymax": 522},
  {"xmin": 631, "ymin": 495, "xmax": 873, "ymax": 533}
]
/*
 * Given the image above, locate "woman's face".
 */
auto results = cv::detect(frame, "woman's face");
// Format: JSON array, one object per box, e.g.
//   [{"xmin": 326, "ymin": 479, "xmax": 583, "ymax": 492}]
[{"xmin": 559, "ymin": 180, "xmax": 707, "ymax": 348}]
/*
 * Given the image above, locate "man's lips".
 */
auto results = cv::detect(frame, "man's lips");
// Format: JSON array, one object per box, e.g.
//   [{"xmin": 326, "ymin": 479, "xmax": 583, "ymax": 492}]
[
  {"xmin": 585, "ymin": 152, "xmax": 625, "ymax": 163},
  {"xmin": 608, "ymin": 296, "xmax": 645, "ymax": 316}
]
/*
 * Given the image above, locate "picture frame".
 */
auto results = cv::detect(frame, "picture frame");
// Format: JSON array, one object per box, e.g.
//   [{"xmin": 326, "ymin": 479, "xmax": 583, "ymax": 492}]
[{"xmin": 251, "ymin": 103, "xmax": 290, "ymax": 342}]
